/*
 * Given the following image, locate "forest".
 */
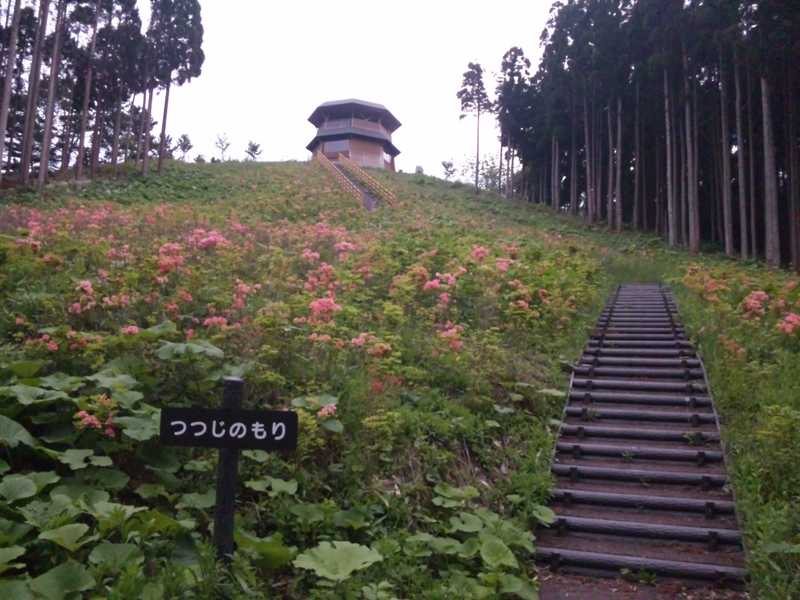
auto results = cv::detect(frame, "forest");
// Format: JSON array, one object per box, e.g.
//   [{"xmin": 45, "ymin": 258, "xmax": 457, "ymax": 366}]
[
  {"xmin": 487, "ymin": 0, "xmax": 799, "ymax": 269},
  {"xmin": 0, "ymin": 0, "xmax": 203, "ymax": 191}
]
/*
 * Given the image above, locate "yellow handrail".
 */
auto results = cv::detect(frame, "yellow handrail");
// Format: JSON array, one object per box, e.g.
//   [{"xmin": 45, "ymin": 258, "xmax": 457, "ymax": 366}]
[
  {"xmin": 313, "ymin": 152, "xmax": 362, "ymax": 204},
  {"xmin": 336, "ymin": 154, "xmax": 397, "ymax": 207}
]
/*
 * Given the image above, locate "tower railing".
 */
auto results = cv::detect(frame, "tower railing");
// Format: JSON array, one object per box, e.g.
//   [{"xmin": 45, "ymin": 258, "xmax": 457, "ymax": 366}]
[
  {"xmin": 336, "ymin": 153, "xmax": 397, "ymax": 207},
  {"xmin": 313, "ymin": 152, "xmax": 362, "ymax": 204}
]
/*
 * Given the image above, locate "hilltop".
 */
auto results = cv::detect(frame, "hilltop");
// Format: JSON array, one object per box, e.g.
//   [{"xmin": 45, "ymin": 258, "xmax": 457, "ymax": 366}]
[{"xmin": 0, "ymin": 162, "xmax": 797, "ymax": 598}]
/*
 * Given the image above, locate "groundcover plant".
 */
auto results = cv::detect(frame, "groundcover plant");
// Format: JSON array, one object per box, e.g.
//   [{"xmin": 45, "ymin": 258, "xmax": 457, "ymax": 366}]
[{"xmin": 1, "ymin": 162, "xmax": 798, "ymax": 598}]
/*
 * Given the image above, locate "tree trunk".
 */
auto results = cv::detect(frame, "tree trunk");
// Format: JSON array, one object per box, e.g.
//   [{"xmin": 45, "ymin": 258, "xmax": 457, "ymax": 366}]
[
  {"xmin": 60, "ymin": 109, "xmax": 71, "ymax": 173},
  {"xmin": 719, "ymin": 47, "xmax": 735, "ymax": 256},
  {"xmin": 634, "ymin": 81, "xmax": 641, "ymax": 229},
  {"xmin": 788, "ymin": 70, "xmax": 799, "ymax": 271},
  {"xmin": 734, "ymin": 46, "xmax": 749, "ymax": 259},
  {"xmin": 570, "ymin": 103, "xmax": 578, "ymax": 214},
  {"xmin": 679, "ymin": 112, "xmax": 687, "ymax": 245},
  {"xmin": 36, "ymin": 0, "xmax": 65, "ymax": 192},
  {"xmin": 157, "ymin": 80, "xmax": 171, "ymax": 174},
  {"xmin": 607, "ymin": 104, "xmax": 614, "ymax": 228},
  {"xmin": 498, "ymin": 135, "xmax": 503, "ymax": 195},
  {"xmin": 474, "ymin": 106, "xmax": 480, "ymax": 192},
  {"xmin": 76, "ymin": 0, "xmax": 100, "ymax": 180},
  {"xmin": 615, "ymin": 96, "xmax": 623, "ymax": 231},
  {"xmin": 111, "ymin": 98, "xmax": 121, "ymax": 176},
  {"xmin": 90, "ymin": 103, "xmax": 102, "ymax": 178},
  {"xmin": 142, "ymin": 86, "xmax": 155, "ymax": 176},
  {"xmin": 664, "ymin": 69, "xmax": 677, "ymax": 245},
  {"xmin": 0, "ymin": 0, "xmax": 22, "ymax": 185},
  {"xmin": 684, "ymin": 48, "xmax": 700, "ymax": 253},
  {"xmin": 583, "ymin": 93, "xmax": 593, "ymax": 222},
  {"xmin": 761, "ymin": 75, "xmax": 780, "ymax": 267},
  {"xmin": 20, "ymin": 0, "xmax": 51, "ymax": 185},
  {"xmin": 747, "ymin": 63, "xmax": 757, "ymax": 257},
  {"xmin": 137, "ymin": 89, "xmax": 147, "ymax": 160}
]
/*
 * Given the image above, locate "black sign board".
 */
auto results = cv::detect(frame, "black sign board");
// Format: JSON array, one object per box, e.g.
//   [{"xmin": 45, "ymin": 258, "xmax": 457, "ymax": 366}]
[
  {"xmin": 158, "ymin": 378, "xmax": 298, "ymax": 562},
  {"xmin": 160, "ymin": 406, "xmax": 298, "ymax": 451}
]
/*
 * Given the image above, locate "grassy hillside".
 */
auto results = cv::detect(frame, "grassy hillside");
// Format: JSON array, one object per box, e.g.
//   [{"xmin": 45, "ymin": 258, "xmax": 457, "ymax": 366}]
[{"xmin": 0, "ymin": 161, "xmax": 797, "ymax": 599}]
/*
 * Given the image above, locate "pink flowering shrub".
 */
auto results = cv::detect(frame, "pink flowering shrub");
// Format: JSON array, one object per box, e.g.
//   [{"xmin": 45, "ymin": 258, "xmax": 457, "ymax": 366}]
[{"xmin": 777, "ymin": 313, "xmax": 800, "ymax": 336}]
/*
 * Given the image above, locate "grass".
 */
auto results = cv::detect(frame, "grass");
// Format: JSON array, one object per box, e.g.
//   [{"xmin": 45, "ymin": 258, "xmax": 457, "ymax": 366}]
[{"xmin": 0, "ymin": 160, "xmax": 797, "ymax": 598}]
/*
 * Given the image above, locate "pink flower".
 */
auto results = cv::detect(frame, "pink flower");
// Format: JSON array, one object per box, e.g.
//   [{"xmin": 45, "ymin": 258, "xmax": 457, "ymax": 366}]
[
  {"xmin": 186, "ymin": 328, "xmax": 196, "ymax": 339},
  {"xmin": 120, "ymin": 325, "xmax": 140, "ymax": 335},
  {"xmin": 309, "ymin": 333, "xmax": 333, "ymax": 344},
  {"xmin": 777, "ymin": 312, "xmax": 800, "ymax": 335},
  {"xmin": 496, "ymin": 258, "xmax": 512, "ymax": 272},
  {"xmin": 351, "ymin": 332, "xmax": 374, "ymax": 347},
  {"xmin": 741, "ymin": 290, "xmax": 769, "ymax": 318},
  {"xmin": 309, "ymin": 294, "xmax": 342, "ymax": 323},
  {"xmin": 302, "ymin": 248, "xmax": 320, "ymax": 263},
  {"xmin": 46, "ymin": 341, "xmax": 59, "ymax": 352},
  {"xmin": 203, "ymin": 316, "xmax": 228, "ymax": 328},
  {"xmin": 438, "ymin": 292, "xmax": 451, "ymax": 307},
  {"xmin": 470, "ymin": 245, "xmax": 489, "ymax": 262},
  {"xmin": 423, "ymin": 279, "xmax": 441, "ymax": 291},
  {"xmin": 77, "ymin": 280, "xmax": 94, "ymax": 295},
  {"xmin": 317, "ymin": 404, "xmax": 337, "ymax": 418},
  {"xmin": 75, "ymin": 410, "xmax": 102, "ymax": 430}
]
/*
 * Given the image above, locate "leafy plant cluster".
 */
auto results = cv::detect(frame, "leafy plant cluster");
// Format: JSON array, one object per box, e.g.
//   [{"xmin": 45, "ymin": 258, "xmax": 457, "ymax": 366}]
[{"xmin": 0, "ymin": 162, "xmax": 604, "ymax": 598}]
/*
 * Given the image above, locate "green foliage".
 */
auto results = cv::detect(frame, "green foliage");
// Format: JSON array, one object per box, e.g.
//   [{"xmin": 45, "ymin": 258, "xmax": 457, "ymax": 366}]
[{"xmin": 0, "ymin": 161, "xmax": 624, "ymax": 596}]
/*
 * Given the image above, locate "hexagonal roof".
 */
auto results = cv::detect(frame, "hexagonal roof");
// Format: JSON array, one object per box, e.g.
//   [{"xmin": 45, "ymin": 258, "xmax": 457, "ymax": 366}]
[{"xmin": 308, "ymin": 99, "xmax": 401, "ymax": 131}]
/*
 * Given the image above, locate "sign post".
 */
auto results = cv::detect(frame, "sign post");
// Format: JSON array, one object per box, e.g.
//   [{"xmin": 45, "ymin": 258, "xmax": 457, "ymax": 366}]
[{"xmin": 159, "ymin": 376, "xmax": 298, "ymax": 560}]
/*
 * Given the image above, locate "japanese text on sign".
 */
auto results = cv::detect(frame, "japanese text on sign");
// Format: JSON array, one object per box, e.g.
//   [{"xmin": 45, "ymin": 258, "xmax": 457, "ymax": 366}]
[{"xmin": 160, "ymin": 407, "xmax": 298, "ymax": 451}]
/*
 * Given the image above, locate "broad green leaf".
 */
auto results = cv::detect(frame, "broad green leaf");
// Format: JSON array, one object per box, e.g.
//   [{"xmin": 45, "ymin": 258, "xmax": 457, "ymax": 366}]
[
  {"xmin": 235, "ymin": 531, "xmax": 294, "ymax": 570},
  {"xmin": 17, "ymin": 496, "xmax": 80, "ymax": 529},
  {"xmin": 498, "ymin": 574, "xmax": 539, "ymax": 600},
  {"xmin": 427, "ymin": 536, "xmax": 462, "ymax": 555},
  {"xmin": 177, "ymin": 490, "xmax": 215, "ymax": 510},
  {"xmin": 27, "ymin": 471, "xmax": 60, "ymax": 492},
  {"xmin": 242, "ymin": 450, "xmax": 269, "ymax": 463},
  {"xmin": 0, "ymin": 475, "xmax": 37, "ymax": 502},
  {"xmin": 0, "ymin": 518, "xmax": 33, "ymax": 546},
  {"xmin": 38, "ymin": 373, "xmax": 84, "ymax": 392},
  {"xmin": 3, "ymin": 385, "xmax": 68, "ymax": 405},
  {"xmin": 0, "ymin": 416, "xmax": 37, "ymax": 448},
  {"xmin": 320, "ymin": 418, "xmax": 344, "ymax": 433},
  {"xmin": 293, "ymin": 541, "xmax": 382, "ymax": 582},
  {"xmin": 87, "ymin": 371, "xmax": 138, "ymax": 391},
  {"xmin": 116, "ymin": 414, "xmax": 159, "ymax": 441},
  {"xmin": 0, "ymin": 580, "xmax": 32, "ymax": 600},
  {"xmin": 50, "ymin": 483, "xmax": 109, "ymax": 505},
  {"xmin": 183, "ymin": 458, "xmax": 213, "ymax": 472},
  {"xmin": 244, "ymin": 479, "xmax": 269, "ymax": 492},
  {"xmin": 156, "ymin": 340, "xmax": 224, "ymax": 360},
  {"xmin": 76, "ymin": 467, "xmax": 129, "ymax": 490},
  {"xmin": 246, "ymin": 477, "xmax": 297, "ymax": 497},
  {"xmin": 479, "ymin": 534, "xmax": 518, "ymax": 570},
  {"xmin": 58, "ymin": 449, "xmax": 94, "ymax": 470},
  {"xmin": 333, "ymin": 508, "xmax": 370, "ymax": 529},
  {"xmin": 289, "ymin": 503, "xmax": 326, "ymax": 525},
  {"xmin": 538, "ymin": 388, "xmax": 565, "ymax": 399},
  {"xmin": 8, "ymin": 360, "xmax": 45, "ymax": 378},
  {"xmin": 449, "ymin": 512, "xmax": 484, "ymax": 533},
  {"xmin": 135, "ymin": 483, "xmax": 168, "ymax": 500},
  {"xmin": 38, "ymin": 524, "xmax": 91, "ymax": 551},
  {"xmin": 531, "ymin": 504, "xmax": 556, "ymax": 526},
  {"xmin": 89, "ymin": 542, "xmax": 143, "ymax": 571},
  {"xmin": 143, "ymin": 320, "xmax": 178, "ymax": 337},
  {"xmin": 30, "ymin": 560, "xmax": 95, "ymax": 600},
  {"xmin": 0, "ymin": 546, "xmax": 25, "ymax": 574}
]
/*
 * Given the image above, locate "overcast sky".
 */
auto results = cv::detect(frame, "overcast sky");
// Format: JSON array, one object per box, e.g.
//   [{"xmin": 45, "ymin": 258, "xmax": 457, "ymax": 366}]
[{"xmin": 146, "ymin": 1, "xmax": 551, "ymax": 177}]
